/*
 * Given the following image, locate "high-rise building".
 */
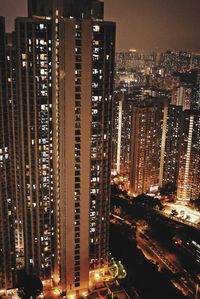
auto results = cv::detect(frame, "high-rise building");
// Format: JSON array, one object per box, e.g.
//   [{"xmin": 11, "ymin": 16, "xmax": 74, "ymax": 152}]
[
  {"xmin": 130, "ymin": 100, "xmax": 163, "ymax": 196},
  {"xmin": 57, "ymin": 17, "xmax": 92, "ymax": 293},
  {"xmin": 159, "ymin": 105, "xmax": 183, "ymax": 187},
  {"xmin": 0, "ymin": 17, "xmax": 18, "ymax": 290},
  {"xmin": 89, "ymin": 19, "xmax": 115, "ymax": 272},
  {"xmin": 171, "ymin": 84, "xmax": 192, "ymax": 110},
  {"xmin": 45, "ymin": 1, "xmax": 115, "ymax": 294},
  {"xmin": 177, "ymin": 110, "xmax": 200, "ymax": 201},
  {"xmin": 191, "ymin": 84, "xmax": 200, "ymax": 111},
  {"xmin": 28, "ymin": 0, "xmax": 104, "ymax": 20},
  {"xmin": 15, "ymin": 17, "xmax": 55, "ymax": 280},
  {"xmin": 112, "ymin": 91, "xmax": 133, "ymax": 175},
  {"xmin": 171, "ymin": 70, "xmax": 200, "ymax": 111},
  {"xmin": 6, "ymin": 32, "xmax": 25, "ymax": 274},
  {"xmin": 0, "ymin": 0, "xmax": 115, "ymax": 296}
]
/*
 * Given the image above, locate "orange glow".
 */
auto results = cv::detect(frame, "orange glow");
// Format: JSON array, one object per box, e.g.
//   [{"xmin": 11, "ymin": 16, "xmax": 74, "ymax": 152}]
[
  {"xmin": 53, "ymin": 289, "xmax": 60, "ymax": 295},
  {"xmin": 94, "ymin": 272, "xmax": 100, "ymax": 281}
]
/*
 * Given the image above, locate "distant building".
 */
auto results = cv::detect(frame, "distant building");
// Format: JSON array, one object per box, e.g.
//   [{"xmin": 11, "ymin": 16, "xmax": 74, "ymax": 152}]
[
  {"xmin": 171, "ymin": 84, "xmax": 192, "ymax": 110},
  {"xmin": 162, "ymin": 105, "xmax": 183, "ymax": 187},
  {"xmin": 191, "ymin": 84, "xmax": 200, "ymax": 110},
  {"xmin": 112, "ymin": 91, "xmax": 133, "ymax": 175},
  {"xmin": 130, "ymin": 99, "xmax": 163, "ymax": 196},
  {"xmin": 172, "ymin": 70, "xmax": 200, "ymax": 111},
  {"xmin": 177, "ymin": 110, "xmax": 200, "ymax": 201}
]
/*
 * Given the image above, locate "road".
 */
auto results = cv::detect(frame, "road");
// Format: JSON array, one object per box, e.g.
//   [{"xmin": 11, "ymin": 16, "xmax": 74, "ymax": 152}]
[
  {"xmin": 136, "ymin": 231, "xmax": 196, "ymax": 298},
  {"xmin": 136, "ymin": 231, "xmax": 180, "ymax": 273},
  {"xmin": 111, "ymin": 213, "xmax": 197, "ymax": 298}
]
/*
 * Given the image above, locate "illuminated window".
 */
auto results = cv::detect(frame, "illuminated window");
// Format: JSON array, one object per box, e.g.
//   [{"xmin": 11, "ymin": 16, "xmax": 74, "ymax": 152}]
[{"xmin": 93, "ymin": 25, "xmax": 100, "ymax": 32}]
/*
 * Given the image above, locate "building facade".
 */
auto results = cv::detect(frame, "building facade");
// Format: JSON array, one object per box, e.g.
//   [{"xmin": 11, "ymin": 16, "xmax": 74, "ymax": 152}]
[
  {"xmin": 0, "ymin": 17, "xmax": 18, "ymax": 290},
  {"xmin": 0, "ymin": 0, "xmax": 115, "ymax": 296},
  {"xmin": 161, "ymin": 105, "xmax": 183, "ymax": 187},
  {"xmin": 90, "ymin": 20, "xmax": 115, "ymax": 273},
  {"xmin": 177, "ymin": 111, "xmax": 200, "ymax": 201},
  {"xmin": 55, "ymin": 12, "xmax": 115, "ymax": 295},
  {"xmin": 112, "ymin": 91, "xmax": 133, "ymax": 176},
  {"xmin": 15, "ymin": 17, "xmax": 55, "ymax": 279},
  {"xmin": 130, "ymin": 100, "xmax": 163, "ymax": 196},
  {"xmin": 171, "ymin": 84, "xmax": 192, "ymax": 110}
]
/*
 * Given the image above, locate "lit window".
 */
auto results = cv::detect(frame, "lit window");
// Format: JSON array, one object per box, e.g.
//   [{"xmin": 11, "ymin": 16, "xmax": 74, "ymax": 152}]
[{"xmin": 93, "ymin": 25, "xmax": 100, "ymax": 32}]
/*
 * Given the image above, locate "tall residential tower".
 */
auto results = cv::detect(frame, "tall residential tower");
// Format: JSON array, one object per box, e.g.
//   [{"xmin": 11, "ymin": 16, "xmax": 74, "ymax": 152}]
[
  {"xmin": 130, "ymin": 100, "xmax": 163, "ymax": 196},
  {"xmin": 0, "ymin": 18, "xmax": 19, "ymax": 290},
  {"xmin": 0, "ymin": 0, "xmax": 115, "ymax": 296},
  {"xmin": 177, "ymin": 111, "xmax": 200, "ymax": 201},
  {"xmin": 15, "ymin": 17, "xmax": 55, "ymax": 279},
  {"xmin": 55, "ymin": 6, "xmax": 115, "ymax": 294}
]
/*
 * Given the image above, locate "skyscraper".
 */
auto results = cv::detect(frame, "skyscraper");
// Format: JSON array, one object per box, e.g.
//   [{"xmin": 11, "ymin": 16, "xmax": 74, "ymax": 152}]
[
  {"xmin": 28, "ymin": 0, "xmax": 104, "ymax": 20},
  {"xmin": 0, "ymin": 0, "xmax": 115, "ymax": 296},
  {"xmin": 15, "ymin": 17, "xmax": 55, "ymax": 279},
  {"xmin": 130, "ymin": 100, "xmax": 163, "ymax": 196},
  {"xmin": 112, "ymin": 91, "xmax": 133, "ymax": 175},
  {"xmin": 55, "ymin": 8, "xmax": 115, "ymax": 294},
  {"xmin": 89, "ymin": 19, "xmax": 115, "ymax": 272},
  {"xmin": 171, "ymin": 84, "xmax": 192, "ymax": 110},
  {"xmin": 55, "ymin": 17, "xmax": 92, "ymax": 292},
  {"xmin": 0, "ymin": 17, "xmax": 18, "ymax": 290},
  {"xmin": 6, "ymin": 31, "xmax": 25, "ymax": 277},
  {"xmin": 161, "ymin": 105, "xmax": 183, "ymax": 187},
  {"xmin": 177, "ymin": 110, "xmax": 200, "ymax": 201}
]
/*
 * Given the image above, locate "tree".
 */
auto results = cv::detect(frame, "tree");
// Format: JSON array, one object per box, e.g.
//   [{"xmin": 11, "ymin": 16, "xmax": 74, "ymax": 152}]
[{"xmin": 18, "ymin": 274, "xmax": 43, "ymax": 299}]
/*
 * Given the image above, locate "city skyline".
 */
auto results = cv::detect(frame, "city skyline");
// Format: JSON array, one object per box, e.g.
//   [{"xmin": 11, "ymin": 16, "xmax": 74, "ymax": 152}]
[{"xmin": 1, "ymin": 0, "xmax": 200, "ymax": 51}]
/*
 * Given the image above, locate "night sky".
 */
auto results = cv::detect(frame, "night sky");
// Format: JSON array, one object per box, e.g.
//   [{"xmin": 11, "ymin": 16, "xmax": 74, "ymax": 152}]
[{"xmin": 0, "ymin": 0, "xmax": 200, "ymax": 51}]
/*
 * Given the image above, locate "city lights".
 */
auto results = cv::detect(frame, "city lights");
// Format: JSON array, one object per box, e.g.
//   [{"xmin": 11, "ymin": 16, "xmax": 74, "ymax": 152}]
[{"xmin": 0, "ymin": 0, "xmax": 199, "ymax": 298}]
